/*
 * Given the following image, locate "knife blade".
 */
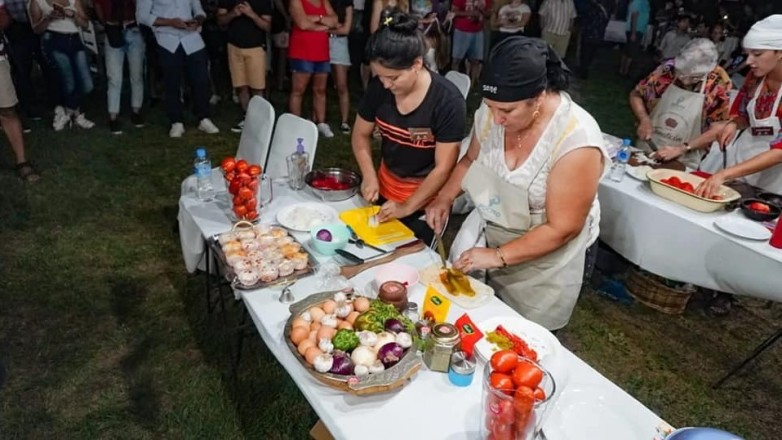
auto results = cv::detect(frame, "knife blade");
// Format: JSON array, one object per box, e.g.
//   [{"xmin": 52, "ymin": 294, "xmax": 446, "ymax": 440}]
[
  {"xmin": 335, "ymin": 249, "xmax": 365, "ymax": 264},
  {"xmin": 434, "ymin": 232, "xmax": 448, "ymax": 268},
  {"xmin": 646, "ymin": 138, "xmax": 659, "ymax": 152}
]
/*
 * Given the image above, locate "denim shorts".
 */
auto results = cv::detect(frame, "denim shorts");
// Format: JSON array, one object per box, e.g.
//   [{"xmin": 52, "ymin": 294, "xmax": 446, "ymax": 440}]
[
  {"xmin": 452, "ymin": 29, "xmax": 484, "ymax": 61},
  {"xmin": 289, "ymin": 58, "xmax": 331, "ymax": 74}
]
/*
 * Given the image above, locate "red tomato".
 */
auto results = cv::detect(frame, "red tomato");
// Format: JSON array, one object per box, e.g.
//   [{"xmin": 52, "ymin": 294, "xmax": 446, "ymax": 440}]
[
  {"xmin": 221, "ymin": 157, "xmax": 236, "ymax": 173},
  {"xmin": 232, "ymin": 195, "xmax": 244, "ymax": 207},
  {"xmin": 668, "ymin": 176, "xmax": 682, "ymax": 186},
  {"xmin": 489, "ymin": 372, "xmax": 515, "ymax": 395},
  {"xmin": 224, "ymin": 171, "xmax": 236, "ymax": 182},
  {"xmin": 233, "ymin": 205, "xmax": 247, "ymax": 218},
  {"xmin": 245, "ymin": 210, "xmax": 258, "ymax": 221},
  {"xmin": 681, "ymin": 182, "xmax": 695, "ymax": 193},
  {"xmin": 533, "ymin": 387, "xmax": 546, "ymax": 401},
  {"xmin": 512, "ymin": 362, "xmax": 543, "ymax": 389},
  {"xmin": 228, "ymin": 179, "xmax": 241, "ymax": 195},
  {"xmin": 238, "ymin": 187, "xmax": 253, "ymax": 201},
  {"xmin": 497, "ymin": 399, "xmax": 515, "ymax": 425},
  {"xmin": 245, "ymin": 198, "xmax": 257, "ymax": 211},
  {"xmin": 235, "ymin": 159, "xmax": 249, "ymax": 173},
  {"xmin": 490, "ymin": 350, "xmax": 519, "ymax": 374},
  {"xmin": 237, "ymin": 172, "xmax": 252, "ymax": 185},
  {"xmin": 513, "ymin": 386, "xmax": 535, "ymax": 432},
  {"xmin": 750, "ymin": 202, "xmax": 771, "ymax": 213},
  {"xmin": 247, "ymin": 179, "xmax": 259, "ymax": 192},
  {"xmin": 248, "ymin": 165, "xmax": 262, "ymax": 176},
  {"xmin": 712, "ymin": 195, "xmax": 723, "ymax": 201}
]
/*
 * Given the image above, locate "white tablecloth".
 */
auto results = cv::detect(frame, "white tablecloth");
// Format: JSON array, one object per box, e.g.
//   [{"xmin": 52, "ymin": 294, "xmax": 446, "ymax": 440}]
[
  {"xmin": 177, "ymin": 180, "xmax": 670, "ymax": 439},
  {"xmin": 598, "ymin": 176, "xmax": 782, "ymax": 302},
  {"xmin": 240, "ymin": 250, "xmax": 667, "ymax": 440}
]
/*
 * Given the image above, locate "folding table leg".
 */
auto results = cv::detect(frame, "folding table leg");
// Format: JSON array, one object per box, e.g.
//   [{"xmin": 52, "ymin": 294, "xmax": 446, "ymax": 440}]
[{"xmin": 713, "ymin": 327, "xmax": 782, "ymax": 388}]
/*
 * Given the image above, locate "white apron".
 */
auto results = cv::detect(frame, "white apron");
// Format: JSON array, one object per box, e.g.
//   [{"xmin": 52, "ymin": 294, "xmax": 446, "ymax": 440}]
[
  {"xmin": 637, "ymin": 78, "xmax": 708, "ymax": 170},
  {"xmin": 727, "ymin": 78, "xmax": 782, "ymax": 193},
  {"xmin": 460, "ymin": 110, "xmax": 591, "ymax": 331}
]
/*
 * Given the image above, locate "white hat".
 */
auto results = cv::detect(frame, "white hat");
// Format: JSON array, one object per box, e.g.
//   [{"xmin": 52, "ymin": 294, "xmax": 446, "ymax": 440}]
[{"xmin": 743, "ymin": 15, "xmax": 782, "ymax": 51}]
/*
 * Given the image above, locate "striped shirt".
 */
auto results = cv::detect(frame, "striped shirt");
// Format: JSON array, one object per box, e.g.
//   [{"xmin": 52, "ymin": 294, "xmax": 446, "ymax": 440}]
[{"xmin": 539, "ymin": 0, "xmax": 576, "ymax": 36}]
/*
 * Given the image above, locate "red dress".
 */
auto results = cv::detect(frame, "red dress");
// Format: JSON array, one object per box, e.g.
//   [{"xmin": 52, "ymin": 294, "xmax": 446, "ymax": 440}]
[{"xmin": 288, "ymin": 0, "xmax": 329, "ymax": 62}]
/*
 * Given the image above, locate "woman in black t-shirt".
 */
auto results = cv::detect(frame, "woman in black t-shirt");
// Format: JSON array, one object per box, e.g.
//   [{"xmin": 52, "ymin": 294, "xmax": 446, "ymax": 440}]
[{"xmin": 352, "ymin": 8, "xmax": 466, "ymax": 244}]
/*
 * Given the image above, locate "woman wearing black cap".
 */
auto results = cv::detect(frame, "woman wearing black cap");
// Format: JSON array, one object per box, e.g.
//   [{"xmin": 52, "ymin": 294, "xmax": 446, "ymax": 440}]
[
  {"xmin": 352, "ymin": 8, "xmax": 466, "ymax": 244},
  {"xmin": 426, "ymin": 36, "xmax": 608, "ymax": 330}
]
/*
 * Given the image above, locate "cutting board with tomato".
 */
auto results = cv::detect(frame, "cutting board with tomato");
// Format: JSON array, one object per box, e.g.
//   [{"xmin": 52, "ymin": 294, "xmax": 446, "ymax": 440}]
[{"xmin": 339, "ymin": 206, "xmax": 415, "ymax": 247}]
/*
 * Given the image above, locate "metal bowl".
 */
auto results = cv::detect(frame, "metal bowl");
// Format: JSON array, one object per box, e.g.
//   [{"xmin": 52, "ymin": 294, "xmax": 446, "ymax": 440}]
[{"xmin": 305, "ymin": 168, "xmax": 361, "ymax": 202}]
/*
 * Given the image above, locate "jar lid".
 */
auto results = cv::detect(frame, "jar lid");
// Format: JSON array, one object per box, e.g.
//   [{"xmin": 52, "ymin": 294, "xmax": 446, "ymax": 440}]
[
  {"xmin": 431, "ymin": 323, "xmax": 460, "ymax": 343},
  {"xmin": 405, "ymin": 302, "xmax": 419, "ymax": 312},
  {"xmin": 450, "ymin": 351, "xmax": 476, "ymax": 374}
]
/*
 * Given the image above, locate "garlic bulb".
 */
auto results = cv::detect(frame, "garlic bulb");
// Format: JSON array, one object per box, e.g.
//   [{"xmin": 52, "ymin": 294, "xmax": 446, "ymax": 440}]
[
  {"xmin": 354, "ymin": 364, "xmax": 370, "ymax": 376},
  {"xmin": 320, "ymin": 314, "xmax": 338, "ymax": 328},
  {"xmin": 300, "ymin": 310, "xmax": 313, "ymax": 322},
  {"xmin": 313, "ymin": 354, "xmax": 334, "ymax": 373},
  {"xmin": 333, "ymin": 291, "xmax": 348, "ymax": 303},
  {"xmin": 335, "ymin": 302, "xmax": 353, "ymax": 318},
  {"xmin": 318, "ymin": 338, "xmax": 334, "ymax": 353},
  {"xmin": 395, "ymin": 332, "xmax": 413, "ymax": 349},
  {"xmin": 357, "ymin": 331, "xmax": 378, "ymax": 347},
  {"xmin": 368, "ymin": 360, "xmax": 385, "ymax": 374},
  {"xmin": 373, "ymin": 332, "xmax": 396, "ymax": 352}
]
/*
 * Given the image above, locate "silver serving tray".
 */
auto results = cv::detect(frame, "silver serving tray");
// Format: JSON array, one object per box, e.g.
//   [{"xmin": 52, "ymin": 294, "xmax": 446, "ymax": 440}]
[
  {"xmin": 283, "ymin": 291, "xmax": 423, "ymax": 395},
  {"xmin": 207, "ymin": 233, "xmax": 319, "ymax": 291}
]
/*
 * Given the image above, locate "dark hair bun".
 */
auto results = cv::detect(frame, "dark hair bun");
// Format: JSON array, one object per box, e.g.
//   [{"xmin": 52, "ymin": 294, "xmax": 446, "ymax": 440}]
[{"xmin": 367, "ymin": 8, "xmax": 426, "ymax": 69}]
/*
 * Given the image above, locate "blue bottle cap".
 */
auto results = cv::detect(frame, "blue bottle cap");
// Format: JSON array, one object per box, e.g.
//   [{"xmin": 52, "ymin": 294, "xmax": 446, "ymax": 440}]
[
  {"xmin": 296, "ymin": 138, "xmax": 305, "ymax": 153},
  {"xmin": 195, "ymin": 147, "xmax": 206, "ymax": 158}
]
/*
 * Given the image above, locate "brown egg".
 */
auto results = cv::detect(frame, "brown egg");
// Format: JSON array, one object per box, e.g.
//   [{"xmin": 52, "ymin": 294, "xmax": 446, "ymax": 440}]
[
  {"xmin": 297, "ymin": 339, "xmax": 316, "ymax": 356},
  {"xmin": 346, "ymin": 311, "xmax": 360, "ymax": 325},
  {"xmin": 304, "ymin": 346, "xmax": 323, "ymax": 365},
  {"xmin": 337, "ymin": 321, "xmax": 353, "ymax": 331},
  {"xmin": 309, "ymin": 306, "xmax": 325, "ymax": 323},
  {"xmin": 308, "ymin": 330, "xmax": 318, "ymax": 344},
  {"xmin": 321, "ymin": 299, "xmax": 337, "ymax": 314},
  {"xmin": 292, "ymin": 317, "xmax": 310, "ymax": 330},
  {"xmin": 310, "ymin": 321, "xmax": 322, "ymax": 332},
  {"xmin": 317, "ymin": 326, "xmax": 337, "ymax": 341},
  {"xmin": 353, "ymin": 297, "xmax": 370, "ymax": 312},
  {"xmin": 290, "ymin": 327, "xmax": 309, "ymax": 346}
]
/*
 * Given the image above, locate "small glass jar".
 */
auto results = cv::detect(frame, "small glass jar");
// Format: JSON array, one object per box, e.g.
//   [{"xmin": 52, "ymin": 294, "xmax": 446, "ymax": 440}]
[
  {"xmin": 448, "ymin": 351, "xmax": 475, "ymax": 387},
  {"xmin": 403, "ymin": 302, "xmax": 419, "ymax": 322},
  {"xmin": 423, "ymin": 323, "xmax": 460, "ymax": 372}
]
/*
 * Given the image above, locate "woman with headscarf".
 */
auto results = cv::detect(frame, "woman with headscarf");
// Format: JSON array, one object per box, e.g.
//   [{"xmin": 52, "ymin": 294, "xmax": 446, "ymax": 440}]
[
  {"xmin": 425, "ymin": 36, "xmax": 608, "ymax": 331},
  {"xmin": 629, "ymin": 38, "xmax": 732, "ymax": 169},
  {"xmin": 697, "ymin": 15, "xmax": 782, "ymax": 198}
]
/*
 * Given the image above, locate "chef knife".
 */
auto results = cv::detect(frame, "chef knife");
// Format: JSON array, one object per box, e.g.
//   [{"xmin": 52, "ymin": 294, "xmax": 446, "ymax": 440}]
[
  {"xmin": 646, "ymin": 138, "xmax": 659, "ymax": 152},
  {"xmin": 335, "ymin": 249, "xmax": 365, "ymax": 265}
]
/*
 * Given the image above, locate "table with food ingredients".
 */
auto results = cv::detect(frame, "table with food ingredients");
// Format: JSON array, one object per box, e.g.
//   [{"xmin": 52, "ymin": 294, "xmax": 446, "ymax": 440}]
[
  {"xmin": 599, "ymin": 149, "xmax": 782, "ymax": 303},
  {"xmin": 177, "ymin": 156, "xmax": 681, "ymax": 440}
]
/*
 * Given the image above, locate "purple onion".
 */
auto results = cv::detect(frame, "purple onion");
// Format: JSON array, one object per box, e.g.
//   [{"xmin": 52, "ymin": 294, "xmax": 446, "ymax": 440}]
[
  {"xmin": 377, "ymin": 342, "xmax": 404, "ymax": 368},
  {"xmin": 384, "ymin": 318, "xmax": 406, "ymax": 334},
  {"xmin": 316, "ymin": 229, "xmax": 333, "ymax": 242},
  {"xmin": 329, "ymin": 351, "xmax": 354, "ymax": 375}
]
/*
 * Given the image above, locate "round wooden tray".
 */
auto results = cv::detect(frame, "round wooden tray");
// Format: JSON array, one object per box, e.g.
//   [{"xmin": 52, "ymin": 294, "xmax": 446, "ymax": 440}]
[{"xmin": 283, "ymin": 291, "xmax": 422, "ymax": 395}]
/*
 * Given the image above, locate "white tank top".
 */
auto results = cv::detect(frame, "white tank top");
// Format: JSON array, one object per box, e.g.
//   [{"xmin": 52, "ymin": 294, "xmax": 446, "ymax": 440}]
[{"xmin": 34, "ymin": 0, "xmax": 80, "ymax": 34}]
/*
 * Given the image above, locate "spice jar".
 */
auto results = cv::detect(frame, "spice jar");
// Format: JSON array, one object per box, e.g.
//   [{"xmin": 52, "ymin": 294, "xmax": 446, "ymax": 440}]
[
  {"xmin": 423, "ymin": 323, "xmax": 460, "ymax": 372},
  {"xmin": 403, "ymin": 302, "xmax": 419, "ymax": 322},
  {"xmin": 448, "ymin": 351, "xmax": 475, "ymax": 387}
]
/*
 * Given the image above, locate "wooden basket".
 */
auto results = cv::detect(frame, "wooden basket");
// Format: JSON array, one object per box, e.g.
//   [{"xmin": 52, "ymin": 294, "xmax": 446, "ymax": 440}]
[{"xmin": 626, "ymin": 269, "xmax": 692, "ymax": 315}]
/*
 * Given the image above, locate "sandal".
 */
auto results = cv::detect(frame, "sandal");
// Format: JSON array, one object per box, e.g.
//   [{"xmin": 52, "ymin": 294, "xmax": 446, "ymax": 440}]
[
  {"xmin": 708, "ymin": 292, "xmax": 733, "ymax": 317},
  {"xmin": 15, "ymin": 161, "xmax": 40, "ymax": 183}
]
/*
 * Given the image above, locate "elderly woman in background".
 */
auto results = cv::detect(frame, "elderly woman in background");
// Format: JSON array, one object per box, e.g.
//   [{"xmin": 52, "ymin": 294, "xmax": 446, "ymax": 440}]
[
  {"xmin": 698, "ymin": 15, "xmax": 782, "ymax": 198},
  {"xmin": 629, "ymin": 38, "xmax": 732, "ymax": 169},
  {"xmin": 426, "ymin": 37, "xmax": 608, "ymax": 331}
]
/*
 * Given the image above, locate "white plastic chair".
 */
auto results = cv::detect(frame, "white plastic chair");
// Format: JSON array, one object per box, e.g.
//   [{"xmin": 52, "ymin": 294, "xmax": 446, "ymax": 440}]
[
  {"xmin": 445, "ymin": 71, "xmax": 471, "ymax": 100},
  {"xmin": 265, "ymin": 113, "xmax": 319, "ymax": 179},
  {"xmin": 236, "ymin": 96, "xmax": 275, "ymax": 168}
]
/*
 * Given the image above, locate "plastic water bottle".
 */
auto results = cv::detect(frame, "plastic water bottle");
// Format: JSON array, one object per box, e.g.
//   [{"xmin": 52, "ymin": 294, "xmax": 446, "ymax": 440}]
[
  {"xmin": 287, "ymin": 138, "xmax": 309, "ymax": 190},
  {"xmin": 610, "ymin": 139, "xmax": 631, "ymax": 182},
  {"xmin": 194, "ymin": 147, "xmax": 215, "ymax": 201}
]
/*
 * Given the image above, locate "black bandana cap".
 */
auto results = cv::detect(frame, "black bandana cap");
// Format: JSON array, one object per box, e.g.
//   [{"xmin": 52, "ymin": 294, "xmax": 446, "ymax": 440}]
[{"xmin": 480, "ymin": 36, "xmax": 570, "ymax": 102}]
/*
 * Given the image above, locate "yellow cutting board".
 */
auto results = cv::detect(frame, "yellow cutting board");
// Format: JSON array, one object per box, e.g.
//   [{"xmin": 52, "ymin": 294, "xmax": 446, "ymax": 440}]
[{"xmin": 339, "ymin": 206, "xmax": 415, "ymax": 246}]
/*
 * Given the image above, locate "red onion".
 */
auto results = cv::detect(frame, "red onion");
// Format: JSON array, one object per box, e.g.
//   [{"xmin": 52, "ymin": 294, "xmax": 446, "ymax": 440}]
[{"xmin": 377, "ymin": 342, "xmax": 404, "ymax": 368}]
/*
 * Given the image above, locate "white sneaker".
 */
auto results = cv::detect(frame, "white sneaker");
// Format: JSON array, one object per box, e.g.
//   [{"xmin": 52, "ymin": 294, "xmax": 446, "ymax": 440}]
[
  {"xmin": 169, "ymin": 122, "xmax": 185, "ymax": 138},
  {"xmin": 209, "ymin": 94, "xmax": 221, "ymax": 105},
  {"xmin": 52, "ymin": 106, "xmax": 69, "ymax": 131},
  {"xmin": 72, "ymin": 112, "xmax": 95, "ymax": 129},
  {"xmin": 317, "ymin": 123, "xmax": 334, "ymax": 139},
  {"xmin": 198, "ymin": 118, "xmax": 220, "ymax": 134}
]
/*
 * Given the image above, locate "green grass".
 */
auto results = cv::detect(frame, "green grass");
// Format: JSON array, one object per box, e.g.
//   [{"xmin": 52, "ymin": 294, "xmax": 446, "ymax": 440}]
[{"xmin": 1, "ymin": 51, "xmax": 781, "ymax": 439}]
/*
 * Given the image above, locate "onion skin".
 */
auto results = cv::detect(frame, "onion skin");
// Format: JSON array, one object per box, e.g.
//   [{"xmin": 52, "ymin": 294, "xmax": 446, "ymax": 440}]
[
  {"xmin": 377, "ymin": 342, "xmax": 404, "ymax": 368},
  {"xmin": 316, "ymin": 229, "xmax": 333, "ymax": 242}
]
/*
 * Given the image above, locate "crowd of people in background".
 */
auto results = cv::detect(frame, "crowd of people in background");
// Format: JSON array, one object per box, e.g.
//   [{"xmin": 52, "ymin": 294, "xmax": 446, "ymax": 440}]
[{"xmin": 0, "ymin": 0, "xmax": 780, "ymax": 184}]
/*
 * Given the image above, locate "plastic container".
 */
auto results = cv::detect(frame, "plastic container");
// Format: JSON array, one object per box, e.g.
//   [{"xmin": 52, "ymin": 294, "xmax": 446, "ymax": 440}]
[
  {"xmin": 609, "ymin": 138, "xmax": 631, "ymax": 182},
  {"xmin": 770, "ymin": 220, "xmax": 782, "ymax": 249},
  {"xmin": 309, "ymin": 223, "xmax": 350, "ymax": 255},
  {"xmin": 448, "ymin": 351, "xmax": 475, "ymax": 387},
  {"xmin": 646, "ymin": 169, "xmax": 740, "ymax": 212},
  {"xmin": 194, "ymin": 147, "xmax": 214, "ymax": 202},
  {"xmin": 287, "ymin": 138, "xmax": 309, "ymax": 190}
]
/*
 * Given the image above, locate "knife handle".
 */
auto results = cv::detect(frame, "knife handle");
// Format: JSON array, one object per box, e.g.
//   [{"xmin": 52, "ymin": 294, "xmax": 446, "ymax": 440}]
[{"xmin": 339, "ymin": 240, "xmax": 425, "ymax": 279}]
